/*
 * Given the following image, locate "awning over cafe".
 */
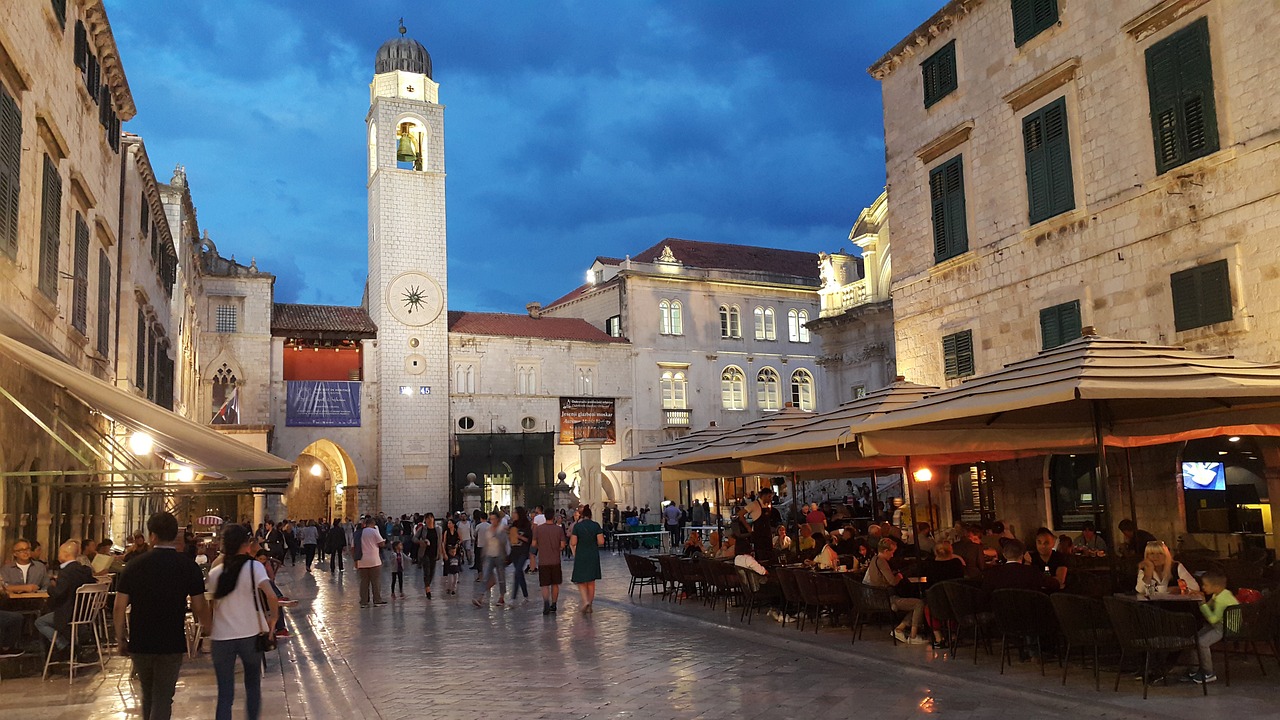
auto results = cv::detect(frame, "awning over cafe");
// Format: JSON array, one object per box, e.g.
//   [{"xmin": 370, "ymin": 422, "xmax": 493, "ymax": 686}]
[
  {"xmin": 658, "ymin": 405, "xmax": 816, "ymax": 481},
  {"xmin": 606, "ymin": 423, "xmax": 736, "ymax": 472},
  {"xmin": 0, "ymin": 332, "xmax": 295, "ymax": 487}
]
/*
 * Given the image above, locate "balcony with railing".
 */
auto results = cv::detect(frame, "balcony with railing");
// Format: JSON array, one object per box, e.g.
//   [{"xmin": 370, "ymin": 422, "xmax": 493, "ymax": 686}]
[
  {"xmin": 663, "ymin": 408, "xmax": 691, "ymax": 428},
  {"xmin": 819, "ymin": 278, "xmax": 870, "ymax": 318}
]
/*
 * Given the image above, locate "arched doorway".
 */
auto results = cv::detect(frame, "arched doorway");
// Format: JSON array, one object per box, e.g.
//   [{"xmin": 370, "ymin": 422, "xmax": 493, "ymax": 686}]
[{"xmin": 286, "ymin": 439, "xmax": 359, "ymax": 521}]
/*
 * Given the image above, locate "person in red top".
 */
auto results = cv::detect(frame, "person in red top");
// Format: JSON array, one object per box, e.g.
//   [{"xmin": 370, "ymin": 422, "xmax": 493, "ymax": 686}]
[{"xmin": 804, "ymin": 503, "xmax": 826, "ymax": 534}]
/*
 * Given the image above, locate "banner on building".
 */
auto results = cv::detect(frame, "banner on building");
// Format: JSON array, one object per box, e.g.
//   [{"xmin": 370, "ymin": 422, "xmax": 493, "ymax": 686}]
[
  {"xmin": 558, "ymin": 397, "xmax": 616, "ymax": 445},
  {"xmin": 287, "ymin": 381, "xmax": 361, "ymax": 427}
]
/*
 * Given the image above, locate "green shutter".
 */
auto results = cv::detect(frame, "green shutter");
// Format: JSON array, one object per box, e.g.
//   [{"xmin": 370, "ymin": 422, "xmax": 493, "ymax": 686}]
[
  {"xmin": 1024, "ymin": 97, "xmax": 1074, "ymax": 224},
  {"xmin": 1171, "ymin": 259, "xmax": 1231, "ymax": 331},
  {"xmin": 0, "ymin": 86, "xmax": 20, "ymax": 259},
  {"xmin": 97, "ymin": 249, "xmax": 111, "ymax": 356},
  {"xmin": 136, "ymin": 310, "xmax": 146, "ymax": 388},
  {"xmin": 38, "ymin": 155, "xmax": 61, "ymax": 299},
  {"xmin": 72, "ymin": 212, "xmax": 89, "ymax": 334},
  {"xmin": 1012, "ymin": 0, "xmax": 1059, "ymax": 46},
  {"xmin": 1147, "ymin": 18, "xmax": 1218, "ymax": 174},
  {"xmin": 930, "ymin": 167, "xmax": 949, "ymax": 260},
  {"xmin": 922, "ymin": 41, "xmax": 957, "ymax": 108},
  {"xmin": 931, "ymin": 157, "xmax": 968, "ymax": 262},
  {"xmin": 943, "ymin": 334, "xmax": 959, "ymax": 379},
  {"xmin": 1040, "ymin": 300, "xmax": 1080, "ymax": 350},
  {"xmin": 944, "ymin": 330, "xmax": 975, "ymax": 379}
]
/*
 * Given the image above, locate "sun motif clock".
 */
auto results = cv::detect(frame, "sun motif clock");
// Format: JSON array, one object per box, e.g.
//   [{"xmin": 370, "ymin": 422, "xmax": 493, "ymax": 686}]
[{"xmin": 386, "ymin": 271, "xmax": 444, "ymax": 326}]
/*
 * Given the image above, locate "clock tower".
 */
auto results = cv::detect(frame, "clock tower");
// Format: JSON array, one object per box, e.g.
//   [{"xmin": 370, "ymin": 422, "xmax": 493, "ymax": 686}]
[{"xmin": 367, "ymin": 23, "xmax": 450, "ymax": 514}]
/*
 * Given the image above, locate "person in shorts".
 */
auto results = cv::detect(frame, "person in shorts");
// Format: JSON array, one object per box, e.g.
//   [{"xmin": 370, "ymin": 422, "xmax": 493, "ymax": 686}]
[{"xmin": 532, "ymin": 513, "xmax": 566, "ymax": 614}]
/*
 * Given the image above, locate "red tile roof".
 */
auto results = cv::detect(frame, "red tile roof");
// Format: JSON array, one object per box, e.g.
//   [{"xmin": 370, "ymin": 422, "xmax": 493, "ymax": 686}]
[
  {"xmin": 448, "ymin": 311, "xmax": 626, "ymax": 343},
  {"xmin": 633, "ymin": 238, "xmax": 819, "ymax": 279},
  {"xmin": 272, "ymin": 303, "xmax": 377, "ymax": 336}
]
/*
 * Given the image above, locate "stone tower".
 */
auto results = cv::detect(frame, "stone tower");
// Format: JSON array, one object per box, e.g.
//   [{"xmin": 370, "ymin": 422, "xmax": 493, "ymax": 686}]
[{"xmin": 367, "ymin": 23, "xmax": 450, "ymax": 514}]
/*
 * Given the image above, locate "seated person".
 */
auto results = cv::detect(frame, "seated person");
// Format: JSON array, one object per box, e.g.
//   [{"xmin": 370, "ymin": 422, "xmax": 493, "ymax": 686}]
[
  {"xmin": 915, "ymin": 523, "xmax": 936, "ymax": 556},
  {"xmin": 682, "ymin": 533, "xmax": 706, "ymax": 558},
  {"xmin": 773, "ymin": 525, "xmax": 793, "ymax": 553},
  {"xmin": 715, "ymin": 535, "xmax": 737, "ymax": 560},
  {"xmin": 733, "ymin": 549, "xmax": 768, "ymax": 576},
  {"xmin": 1186, "ymin": 569, "xmax": 1237, "ymax": 684},
  {"xmin": 1136, "ymin": 540, "xmax": 1199, "ymax": 595},
  {"xmin": 809, "ymin": 534, "xmax": 839, "ymax": 570},
  {"xmin": 921, "ymin": 540, "xmax": 966, "ymax": 587},
  {"xmin": 982, "ymin": 540, "xmax": 1057, "ymax": 595},
  {"xmin": 1055, "ymin": 535, "xmax": 1075, "ymax": 557},
  {"xmin": 91, "ymin": 540, "xmax": 120, "ymax": 575},
  {"xmin": 797, "ymin": 524, "xmax": 815, "ymax": 552},
  {"xmin": 1075, "ymin": 522, "xmax": 1108, "ymax": 557},
  {"xmin": 863, "ymin": 538, "xmax": 928, "ymax": 644},
  {"xmin": 1117, "ymin": 519, "xmax": 1157, "ymax": 559},
  {"xmin": 0, "ymin": 539, "xmax": 49, "ymax": 592},
  {"xmin": 35, "ymin": 541, "xmax": 96, "ymax": 655},
  {"xmin": 1023, "ymin": 527, "xmax": 1068, "ymax": 590},
  {"xmin": 951, "ymin": 525, "xmax": 986, "ymax": 579}
]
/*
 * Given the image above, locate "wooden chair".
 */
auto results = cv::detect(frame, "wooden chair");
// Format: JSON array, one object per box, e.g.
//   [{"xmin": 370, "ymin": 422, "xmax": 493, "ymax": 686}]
[{"xmin": 43, "ymin": 582, "xmax": 110, "ymax": 683}]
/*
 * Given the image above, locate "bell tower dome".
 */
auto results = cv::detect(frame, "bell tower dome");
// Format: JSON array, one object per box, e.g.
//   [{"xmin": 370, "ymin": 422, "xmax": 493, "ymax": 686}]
[{"xmin": 367, "ymin": 20, "xmax": 450, "ymax": 514}]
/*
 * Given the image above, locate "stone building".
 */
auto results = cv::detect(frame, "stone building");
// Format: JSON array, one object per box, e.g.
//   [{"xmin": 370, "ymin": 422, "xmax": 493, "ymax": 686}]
[
  {"xmin": 871, "ymin": 0, "xmax": 1280, "ymax": 550},
  {"xmin": 809, "ymin": 189, "xmax": 896, "ymax": 405},
  {"xmin": 542, "ymin": 238, "xmax": 825, "ymax": 508}
]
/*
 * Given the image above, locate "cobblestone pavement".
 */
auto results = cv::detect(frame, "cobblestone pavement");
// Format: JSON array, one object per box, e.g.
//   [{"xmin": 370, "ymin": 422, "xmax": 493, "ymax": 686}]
[{"xmin": 0, "ymin": 552, "xmax": 1274, "ymax": 719}]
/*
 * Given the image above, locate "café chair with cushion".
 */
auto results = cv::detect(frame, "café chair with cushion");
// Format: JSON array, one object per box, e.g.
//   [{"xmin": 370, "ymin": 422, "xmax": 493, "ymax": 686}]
[
  {"xmin": 1221, "ymin": 593, "xmax": 1278, "ymax": 687},
  {"xmin": 43, "ymin": 582, "xmax": 110, "ymax": 683},
  {"xmin": 1102, "ymin": 596, "xmax": 1205, "ymax": 700},
  {"xmin": 942, "ymin": 581, "xmax": 994, "ymax": 664},
  {"xmin": 990, "ymin": 589, "xmax": 1060, "ymax": 677},
  {"xmin": 1050, "ymin": 592, "xmax": 1117, "ymax": 690},
  {"xmin": 842, "ymin": 576, "xmax": 897, "ymax": 645}
]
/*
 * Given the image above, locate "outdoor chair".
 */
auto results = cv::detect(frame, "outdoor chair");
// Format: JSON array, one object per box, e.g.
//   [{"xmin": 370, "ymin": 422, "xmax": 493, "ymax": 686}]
[
  {"xmin": 655, "ymin": 555, "xmax": 687, "ymax": 602},
  {"xmin": 1050, "ymin": 592, "xmax": 1117, "ymax": 690},
  {"xmin": 736, "ymin": 568, "xmax": 782, "ymax": 624},
  {"xmin": 773, "ymin": 567, "xmax": 805, "ymax": 629},
  {"xmin": 623, "ymin": 554, "xmax": 662, "ymax": 598},
  {"xmin": 43, "ymin": 582, "xmax": 110, "ymax": 683},
  {"xmin": 808, "ymin": 573, "xmax": 853, "ymax": 634},
  {"xmin": 990, "ymin": 589, "xmax": 1060, "ymax": 677},
  {"xmin": 924, "ymin": 582, "xmax": 958, "ymax": 657},
  {"xmin": 841, "ymin": 575, "xmax": 897, "ymax": 645},
  {"xmin": 1102, "ymin": 596, "xmax": 1206, "ymax": 699},
  {"xmin": 942, "ymin": 581, "xmax": 994, "ymax": 664},
  {"xmin": 1062, "ymin": 570, "xmax": 1112, "ymax": 599},
  {"xmin": 1221, "ymin": 593, "xmax": 1279, "ymax": 686}
]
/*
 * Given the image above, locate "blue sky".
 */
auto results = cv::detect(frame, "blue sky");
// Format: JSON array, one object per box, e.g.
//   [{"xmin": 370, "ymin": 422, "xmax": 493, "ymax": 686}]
[{"xmin": 102, "ymin": 1, "xmax": 941, "ymax": 312}]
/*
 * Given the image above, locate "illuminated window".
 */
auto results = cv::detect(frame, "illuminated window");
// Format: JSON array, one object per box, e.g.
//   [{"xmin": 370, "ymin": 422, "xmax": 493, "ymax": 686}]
[
  {"xmin": 790, "ymin": 369, "xmax": 815, "ymax": 411},
  {"xmin": 721, "ymin": 366, "xmax": 745, "ymax": 410},
  {"xmin": 757, "ymin": 367, "xmax": 780, "ymax": 410}
]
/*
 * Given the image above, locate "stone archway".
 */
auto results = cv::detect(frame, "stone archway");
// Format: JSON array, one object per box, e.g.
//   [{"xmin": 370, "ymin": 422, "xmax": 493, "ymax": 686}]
[{"xmin": 286, "ymin": 439, "xmax": 359, "ymax": 521}]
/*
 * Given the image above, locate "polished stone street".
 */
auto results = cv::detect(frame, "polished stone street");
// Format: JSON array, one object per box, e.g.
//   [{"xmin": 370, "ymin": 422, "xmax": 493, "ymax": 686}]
[{"xmin": 0, "ymin": 553, "xmax": 1274, "ymax": 719}]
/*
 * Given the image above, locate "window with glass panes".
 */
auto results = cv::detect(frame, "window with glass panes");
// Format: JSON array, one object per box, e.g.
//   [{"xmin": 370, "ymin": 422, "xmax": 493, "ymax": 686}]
[
  {"xmin": 790, "ymin": 369, "xmax": 814, "ymax": 411},
  {"xmin": 721, "ymin": 367, "xmax": 745, "ymax": 410},
  {"xmin": 757, "ymin": 368, "xmax": 780, "ymax": 410}
]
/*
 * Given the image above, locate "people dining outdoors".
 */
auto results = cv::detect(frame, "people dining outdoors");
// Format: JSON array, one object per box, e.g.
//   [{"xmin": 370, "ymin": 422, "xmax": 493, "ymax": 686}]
[
  {"xmin": 951, "ymin": 524, "xmax": 986, "ymax": 579},
  {"xmin": 804, "ymin": 503, "xmax": 826, "ymax": 534},
  {"xmin": 862, "ymin": 538, "xmax": 927, "ymax": 645},
  {"xmin": 797, "ymin": 524, "xmax": 815, "ymax": 552},
  {"xmin": 773, "ymin": 525, "xmax": 793, "ymax": 553},
  {"xmin": 921, "ymin": 540, "xmax": 966, "ymax": 587},
  {"xmin": 682, "ymin": 533, "xmax": 706, "ymax": 558},
  {"xmin": 733, "ymin": 548, "xmax": 768, "ymax": 577},
  {"xmin": 36, "ymin": 540, "xmax": 96, "ymax": 657},
  {"xmin": 809, "ymin": 533, "xmax": 839, "ymax": 570},
  {"xmin": 1024, "ymin": 527, "xmax": 1069, "ymax": 590},
  {"xmin": 1136, "ymin": 540, "xmax": 1199, "ymax": 595},
  {"xmin": 981, "ymin": 540, "xmax": 1057, "ymax": 595},
  {"xmin": 0, "ymin": 539, "xmax": 49, "ymax": 593},
  {"xmin": 1075, "ymin": 522, "xmax": 1108, "ymax": 557},
  {"xmin": 1117, "ymin": 518, "xmax": 1158, "ymax": 558}
]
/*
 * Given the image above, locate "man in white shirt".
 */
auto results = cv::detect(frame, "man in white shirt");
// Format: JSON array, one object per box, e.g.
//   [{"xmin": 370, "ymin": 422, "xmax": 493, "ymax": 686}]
[
  {"xmin": 472, "ymin": 512, "xmax": 509, "ymax": 606},
  {"xmin": 353, "ymin": 517, "xmax": 386, "ymax": 608},
  {"xmin": 733, "ymin": 550, "xmax": 768, "ymax": 576},
  {"xmin": 532, "ymin": 505, "xmax": 547, "ymax": 526},
  {"xmin": 0, "ymin": 539, "xmax": 49, "ymax": 592}
]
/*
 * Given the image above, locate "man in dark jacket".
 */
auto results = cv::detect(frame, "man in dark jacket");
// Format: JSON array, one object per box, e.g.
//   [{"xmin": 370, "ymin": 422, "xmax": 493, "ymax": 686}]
[
  {"xmin": 981, "ymin": 540, "xmax": 1057, "ymax": 596},
  {"xmin": 36, "ymin": 540, "xmax": 96, "ymax": 653},
  {"xmin": 325, "ymin": 519, "xmax": 348, "ymax": 572}
]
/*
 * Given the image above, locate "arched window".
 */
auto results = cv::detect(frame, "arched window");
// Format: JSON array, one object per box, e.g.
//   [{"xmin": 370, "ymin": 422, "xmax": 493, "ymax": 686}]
[
  {"xmin": 454, "ymin": 363, "xmax": 475, "ymax": 394},
  {"xmin": 719, "ymin": 305, "xmax": 741, "ymax": 338},
  {"xmin": 670, "ymin": 300, "xmax": 683, "ymax": 335},
  {"xmin": 395, "ymin": 118, "xmax": 428, "ymax": 171},
  {"xmin": 757, "ymin": 367, "xmax": 781, "ymax": 410},
  {"xmin": 797, "ymin": 310, "xmax": 810, "ymax": 342},
  {"xmin": 517, "ymin": 364, "xmax": 537, "ymax": 395},
  {"xmin": 787, "ymin": 309, "xmax": 800, "ymax": 342},
  {"xmin": 721, "ymin": 366, "xmax": 745, "ymax": 410},
  {"xmin": 659, "ymin": 300, "xmax": 671, "ymax": 334},
  {"xmin": 754, "ymin": 307, "xmax": 776, "ymax": 340},
  {"xmin": 790, "ymin": 368, "xmax": 815, "ymax": 411},
  {"xmin": 211, "ymin": 363, "xmax": 239, "ymax": 424},
  {"xmin": 660, "ymin": 370, "xmax": 687, "ymax": 409}
]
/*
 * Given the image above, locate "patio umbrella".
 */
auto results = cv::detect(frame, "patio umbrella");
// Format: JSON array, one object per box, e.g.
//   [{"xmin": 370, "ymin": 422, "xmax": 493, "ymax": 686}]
[
  {"xmin": 606, "ymin": 422, "xmax": 735, "ymax": 473},
  {"xmin": 658, "ymin": 405, "xmax": 817, "ymax": 482}
]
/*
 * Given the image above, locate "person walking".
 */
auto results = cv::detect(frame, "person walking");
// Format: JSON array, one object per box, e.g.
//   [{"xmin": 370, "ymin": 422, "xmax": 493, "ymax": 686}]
[
  {"xmin": 473, "ymin": 511, "xmax": 509, "ymax": 606},
  {"xmin": 115, "ymin": 512, "xmax": 211, "ymax": 720},
  {"xmin": 325, "ymin": 519, "xmax": 347, "ymax": 573},
  {"xmin": 457, "ymin": 513, "xmax": 474, "ymax": 567},
  {"xmin": 353, "ymin": 517, "xmax": 387, "ymax": 608},
  {"xmin": 509, "ymin": 507, "xmax": 532, "ymax": 601},
  {"xmin": 532, "ymin": 512, "xmax": 566, "ymax": 614},
  {"xmin": 441, "ymin": 518, "xmax": 461, "ymax": 595},
  {"xmin": 207, "ymin": 525, "xmax": 279, "ymax": 720},
  {"xmin": 389, "ymin": 542, "xmax": 407, "ymax": 597},
  {"xmin": 315, "ymin": 518, "xmax": 328, "ymax": 566},
  {"xmin": 569, "ymin": 506, "xmax": 605, "ymax": 614},
  {"xmin": 415, "ymin": 513, "xmax": 441, "ymax": 599},
  {"xmin": 299, "ymin": 521, "xmax": 319, "ymax": 572}
]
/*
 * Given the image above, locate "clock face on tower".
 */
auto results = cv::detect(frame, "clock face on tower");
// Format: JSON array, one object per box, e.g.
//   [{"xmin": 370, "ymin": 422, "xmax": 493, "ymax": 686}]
[{"xmin": 386, "ymin": 271, "xmax": 444, "ymax": 326}]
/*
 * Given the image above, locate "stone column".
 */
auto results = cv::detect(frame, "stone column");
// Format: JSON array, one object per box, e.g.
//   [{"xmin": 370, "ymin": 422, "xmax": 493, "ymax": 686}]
[
  {"xmin": 553, "ymin": 472, "xmax": 579, "ymax": 515},
  {"xmin": 252, "ymin": 490, "xmax": 265, "ymax": 529},
  {"xmin": 36, "ymin": 481, "xmax": 52, "ymax": 549},
  {"xmin": 462, "ymin": 473, "xmax": 483, "ymax": 516},
  {"xmin": 575, "ymin": 438, "xmax": 606, "ymax": 518}
]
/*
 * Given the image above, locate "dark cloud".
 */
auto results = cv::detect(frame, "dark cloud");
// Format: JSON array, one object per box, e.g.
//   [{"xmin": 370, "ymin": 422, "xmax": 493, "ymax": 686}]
[{"xmin": 103, "ymin": 0, "xmax": 942, "ymax": 312}]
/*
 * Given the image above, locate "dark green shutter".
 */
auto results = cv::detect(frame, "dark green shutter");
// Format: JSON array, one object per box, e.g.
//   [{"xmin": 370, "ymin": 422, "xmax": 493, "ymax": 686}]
[
  {"xmin": 1040, "ymin": 300, "xmax": 1081, "ymax": 350},
  {"xmin": 922, "ymin": 41, "xmax": 957, "ymax": 108},
  {"xmin": 1171, "ymin": 260, "xmax": 1231, "ymax": 331},
  {"xmin": 1147, "ymin": 18, "xmax": 1218, "ymax": 174},
  {"xmin": 140, "ymin": 195, "xmax": 149, "ymax": 234},
  {"xmin": 0, "ymin": 86, "xmax": 20, "ymax": 259},
  {"xmin": 97, "ymin": 249, "xmax": 111, "ymax": 356},
  {"xmin": 74, "ymin": 21, "xmax": 87, "ymax": 70},
  {"xmin": 38, "ymin": 155, "xmax": 61, "ymax": 299},
  {"xmin": 72, "ymin": 212, "xmax": 89, "ymax": 333},
  {"xmin": 51, "ymin": 0, "xmax": 67, "ymax": 28},
  {"xmin": 931, "ymin": 156, "xmax": 968, "ymax": 262},
  {"xmin": 1012, "ymin": 0, "xmax": 1059, "ymax": 47},
  {"xmin": 135, "ymin": 309, "xmax": 146, "ymax": 388},
  {"xmin": 1024, "ymin": 97, "xmax": 1074, "ymax": 224},
  {"xmin": 943, "ymin": 330, "xmax": 975, "ymax": 379}
]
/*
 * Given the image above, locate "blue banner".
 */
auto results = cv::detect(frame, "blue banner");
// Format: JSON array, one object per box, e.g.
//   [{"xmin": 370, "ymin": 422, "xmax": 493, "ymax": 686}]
[{"xmin": 286, "ymin": 381, "xmax": 361, "ymax": 427}]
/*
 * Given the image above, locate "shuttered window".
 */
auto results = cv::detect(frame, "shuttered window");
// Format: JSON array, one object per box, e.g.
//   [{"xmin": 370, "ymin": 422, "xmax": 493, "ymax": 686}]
[
  {"xmin": 71, "ymin": 212, "xmax": 89, "ymax": 334},
  {"xmin": 0, "ymin": 85, "xmax": 20, "ymax": 259},
  {"xmin": 135, "ymin": 309, "xmax": 146, "ymax": 389},
  {"xmin": 1039, "ymin": 300, "xmax": 1081, "ymax": 350},
  {"xmin": 1171, "ymin": 260, "xmax": 1231, "ymax": 332},
  {"xmin": 146, "ymin": 326, "xmax": 157, "ymax": 402},
  {"xmin": 1011, "ymin": 0, "xmax": 1059, "ymax": 46},
  {"xmin": 96, "ymin": 249, "xmax": 111, "ymax": 356},
  {"xmin": 1146, "ymin": 18, "xmax": 1218, "ymax": 174},
  {"xmin": 38, "ymin": 155, "xmax": 61, "ymax": 299},
  {"xmin": 943, "ymin": 330, "xmax": 975, "ymax": 380},
  {"xmin": 139, "ymin": 195, "xmax": 149, "ymax": 234},
  {"xmin": 74, "ymin": 21, "xmax": 87, "ymax": 71},
  {"xmin": 1023, "ymin": 97, "xmax": 1075, "ymax": 224},
  {"xmin": 921, "ymin": 41, "xmax": 958, "ymax": 108},
  {"xmin": 51, "ymin": 0, "xmax": 68, "ymax": 28},
  {"xmin": 929, "ymin": 156, "xmax": 968, "ymax": 263}
]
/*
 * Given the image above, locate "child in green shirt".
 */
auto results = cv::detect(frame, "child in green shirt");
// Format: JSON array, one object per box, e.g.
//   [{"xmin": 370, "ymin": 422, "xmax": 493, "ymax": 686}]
[{"xmin": 1188, "ymin": 569, "xmax": 1238, "ymax": 684}]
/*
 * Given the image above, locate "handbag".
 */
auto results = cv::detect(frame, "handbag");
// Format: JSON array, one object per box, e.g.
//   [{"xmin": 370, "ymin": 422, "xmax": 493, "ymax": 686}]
[{"xmin": 250, "ymin": 562, "xmax": 277, "ymax": 653}]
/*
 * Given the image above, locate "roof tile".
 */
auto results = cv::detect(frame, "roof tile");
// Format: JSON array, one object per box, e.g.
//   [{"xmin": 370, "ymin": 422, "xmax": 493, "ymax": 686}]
[
  {"xmin": 448, "ymin": 311, "xmax": 625, "ymax": 343},
  {"xmin": 272, "ymin": 303, "xmax": 377, "ymax": 335}
]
